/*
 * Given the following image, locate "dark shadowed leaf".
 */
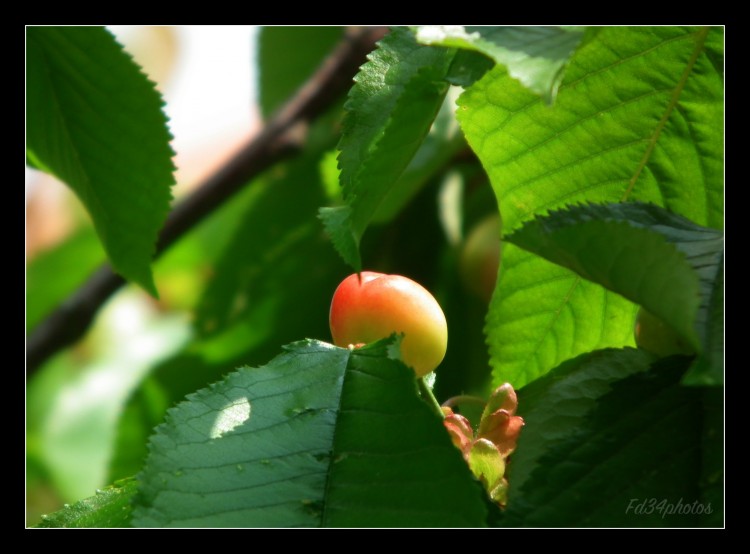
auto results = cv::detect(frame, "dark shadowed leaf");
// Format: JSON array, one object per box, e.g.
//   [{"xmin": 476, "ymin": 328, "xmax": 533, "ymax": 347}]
[
  {"xmin": 26, "ymin": 27, "xmax": 175, "ymax": 295},
  {"xmin": 505, "ymin": 349, "xmax": 717, "ymax": 527},
  {"xmin": 505, "ymin": 202, "xmax": 724, "ymax": 379}
]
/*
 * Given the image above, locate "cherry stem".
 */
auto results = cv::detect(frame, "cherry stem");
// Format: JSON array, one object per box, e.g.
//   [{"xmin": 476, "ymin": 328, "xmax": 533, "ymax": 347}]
[
  {"xmin": 418, "ymin": 377, "xmax": 445, "ymax": 419},
  {"xmin": 441, "ymin": 395, "xmax": 486, "ymax": 409}
]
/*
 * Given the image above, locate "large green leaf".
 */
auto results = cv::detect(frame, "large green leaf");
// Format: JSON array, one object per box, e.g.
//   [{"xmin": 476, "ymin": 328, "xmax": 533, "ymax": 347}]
[
  {"xmin": 35, "ymin": 478, "xmax": 137, "ymax": 528},
  {"xmin": 505, "ymin": 202, "xmax": 724, "ymax": 360},
  {"xmin": 505, "ymin": 349, "xmax": 717, "ymax": 527},
  {"xmin": 133, "ymin": 339, "xmax": 487, "ymax": 527},
  {"xmin": 26, "ymin": 27, "xmax": 175, "ymax": 295},
  {"xmin": 258, "ymin": 26, "xmax": 343, "ymax": 118},
  {"xmin": 320, "ymin": 27, "xmax": 454, "ymax": 270},
  {"xmin": 457, "ymin": 26, "xmax": 723, "ymax": 388},
  {"xmin": 415, "ymin": 26, "xmax": 589, "ymax": 103}
]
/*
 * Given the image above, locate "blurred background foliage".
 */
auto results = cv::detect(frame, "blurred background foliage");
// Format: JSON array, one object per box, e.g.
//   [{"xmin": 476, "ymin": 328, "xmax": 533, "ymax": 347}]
[{"xmin": 26, "ymin": 26, "xmax": 498, "ymax": 524}]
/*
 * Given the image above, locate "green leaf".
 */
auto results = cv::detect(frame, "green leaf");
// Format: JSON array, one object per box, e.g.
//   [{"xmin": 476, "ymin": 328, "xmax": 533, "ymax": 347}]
[
  {"xmin": 35, "ymin": 478, "xmax": 137, "ymax": 528},
  {"xmin": 258, "ymin": 26, "xmax": 343, "ymax": 118},
  {"xmin": 508, "ymin": 348, "xmax": 654, "ymax": 497},
  {"xmin": 415, "ymin": 26, "xmax": 588, "ymax": 103},
  {"xmin": 683, "ymin": 255, "xmax": 724, "ymax": 386},
  {"xmin": 133, "ymin": 339, "xmax": 487, "ymax": 527},
  {"xmin": 26, "ymin": 226, "xmax": 105, "ymax": 334},
  {"xmin": 370, "ymin": 86, "xmax": 466, "ymax": 224},
  {"xmin": 505, "ymin": 349, "xmax": 713, "ymax": 527},
  {"xmin": 505, "ymin": 202, "xmax": 724, "ymax": 357},
  {"xmin": 458, "ymin": 25, "xmax": 723, "ymax": 234},
  {"xmin": 322, "ymin": 27, "xmax": 454, "ymax": 269},
  {"xmin": 457, "ymin": 27, "xmax": 723, "ymax": 389},
  {"xmin": 318, "ymin": 205, "xmax": 360, "ymax": 270},
  {"xmin": 485, "ymin": 243, "xmax": 638, "ymax": 388},
  {"xmin": 26, "ymin": 27, "xmax": 175, "ymax": 295}
]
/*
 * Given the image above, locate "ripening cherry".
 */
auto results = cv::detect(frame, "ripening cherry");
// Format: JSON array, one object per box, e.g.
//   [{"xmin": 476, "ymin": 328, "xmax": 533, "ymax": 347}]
[{"xmin": 329, "ymin": 272, "xmax": 448, "ymax": 377}]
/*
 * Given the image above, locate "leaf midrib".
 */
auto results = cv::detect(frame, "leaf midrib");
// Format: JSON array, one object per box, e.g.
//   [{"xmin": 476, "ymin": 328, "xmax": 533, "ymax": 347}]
[
  {"xmin": 318, "ymin": 348, "xmax": 352, "ymax": 528},
  {"xmin": 621, "ymin": 27, "xmax": 709, "ymax": 201}
]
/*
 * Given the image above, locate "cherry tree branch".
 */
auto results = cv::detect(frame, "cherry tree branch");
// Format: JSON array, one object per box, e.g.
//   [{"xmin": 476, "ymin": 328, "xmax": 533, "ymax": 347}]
[{"xmin": 26, "ymin": 26, "xmax": 387, "ymax": 377}]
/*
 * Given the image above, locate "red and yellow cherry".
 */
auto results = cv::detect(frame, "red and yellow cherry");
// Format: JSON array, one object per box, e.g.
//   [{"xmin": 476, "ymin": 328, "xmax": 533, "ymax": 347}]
[{"xmin": 329, "ymin": 272, "xmax": 448, "ymax": 377}]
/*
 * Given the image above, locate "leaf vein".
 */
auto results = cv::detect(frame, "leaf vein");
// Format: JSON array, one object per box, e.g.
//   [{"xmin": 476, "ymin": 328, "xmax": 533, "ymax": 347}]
[
  {"xmin": 499, "ymin": 137, "xmax": 649, "ymax": 197},
  {"xmin": 488, "ymin": 87, "xmax": 671, "ymax": 169},
  {"xmin": 561, "ymin": 30, "xmax": 698, "ymax": 92},
  {"xmin": 621, "ymin": 27, "xmax": 709, "ymax": 200}
]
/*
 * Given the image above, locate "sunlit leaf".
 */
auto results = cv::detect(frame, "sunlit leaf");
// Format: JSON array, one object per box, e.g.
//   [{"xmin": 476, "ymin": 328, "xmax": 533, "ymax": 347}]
[{"xmin": 457, "ymin": 26, "xmax": 723, "ymax": 388}]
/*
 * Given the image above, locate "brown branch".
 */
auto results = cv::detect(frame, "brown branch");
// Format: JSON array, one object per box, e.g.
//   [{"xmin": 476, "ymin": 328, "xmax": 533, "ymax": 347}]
[{"xmin": 26, "ymin": 26, "xmax": 388, "ymax": 377}]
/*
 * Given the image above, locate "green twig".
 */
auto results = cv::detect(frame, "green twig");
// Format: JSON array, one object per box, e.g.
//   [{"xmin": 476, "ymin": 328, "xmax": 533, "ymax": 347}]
[
  {"xmin": 418, "ymin": 377, "xmax": 445, "ymax": 419},
  {"xmin": 441, "ymin": 394, "xmax": 486, "ymax": 409}
]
